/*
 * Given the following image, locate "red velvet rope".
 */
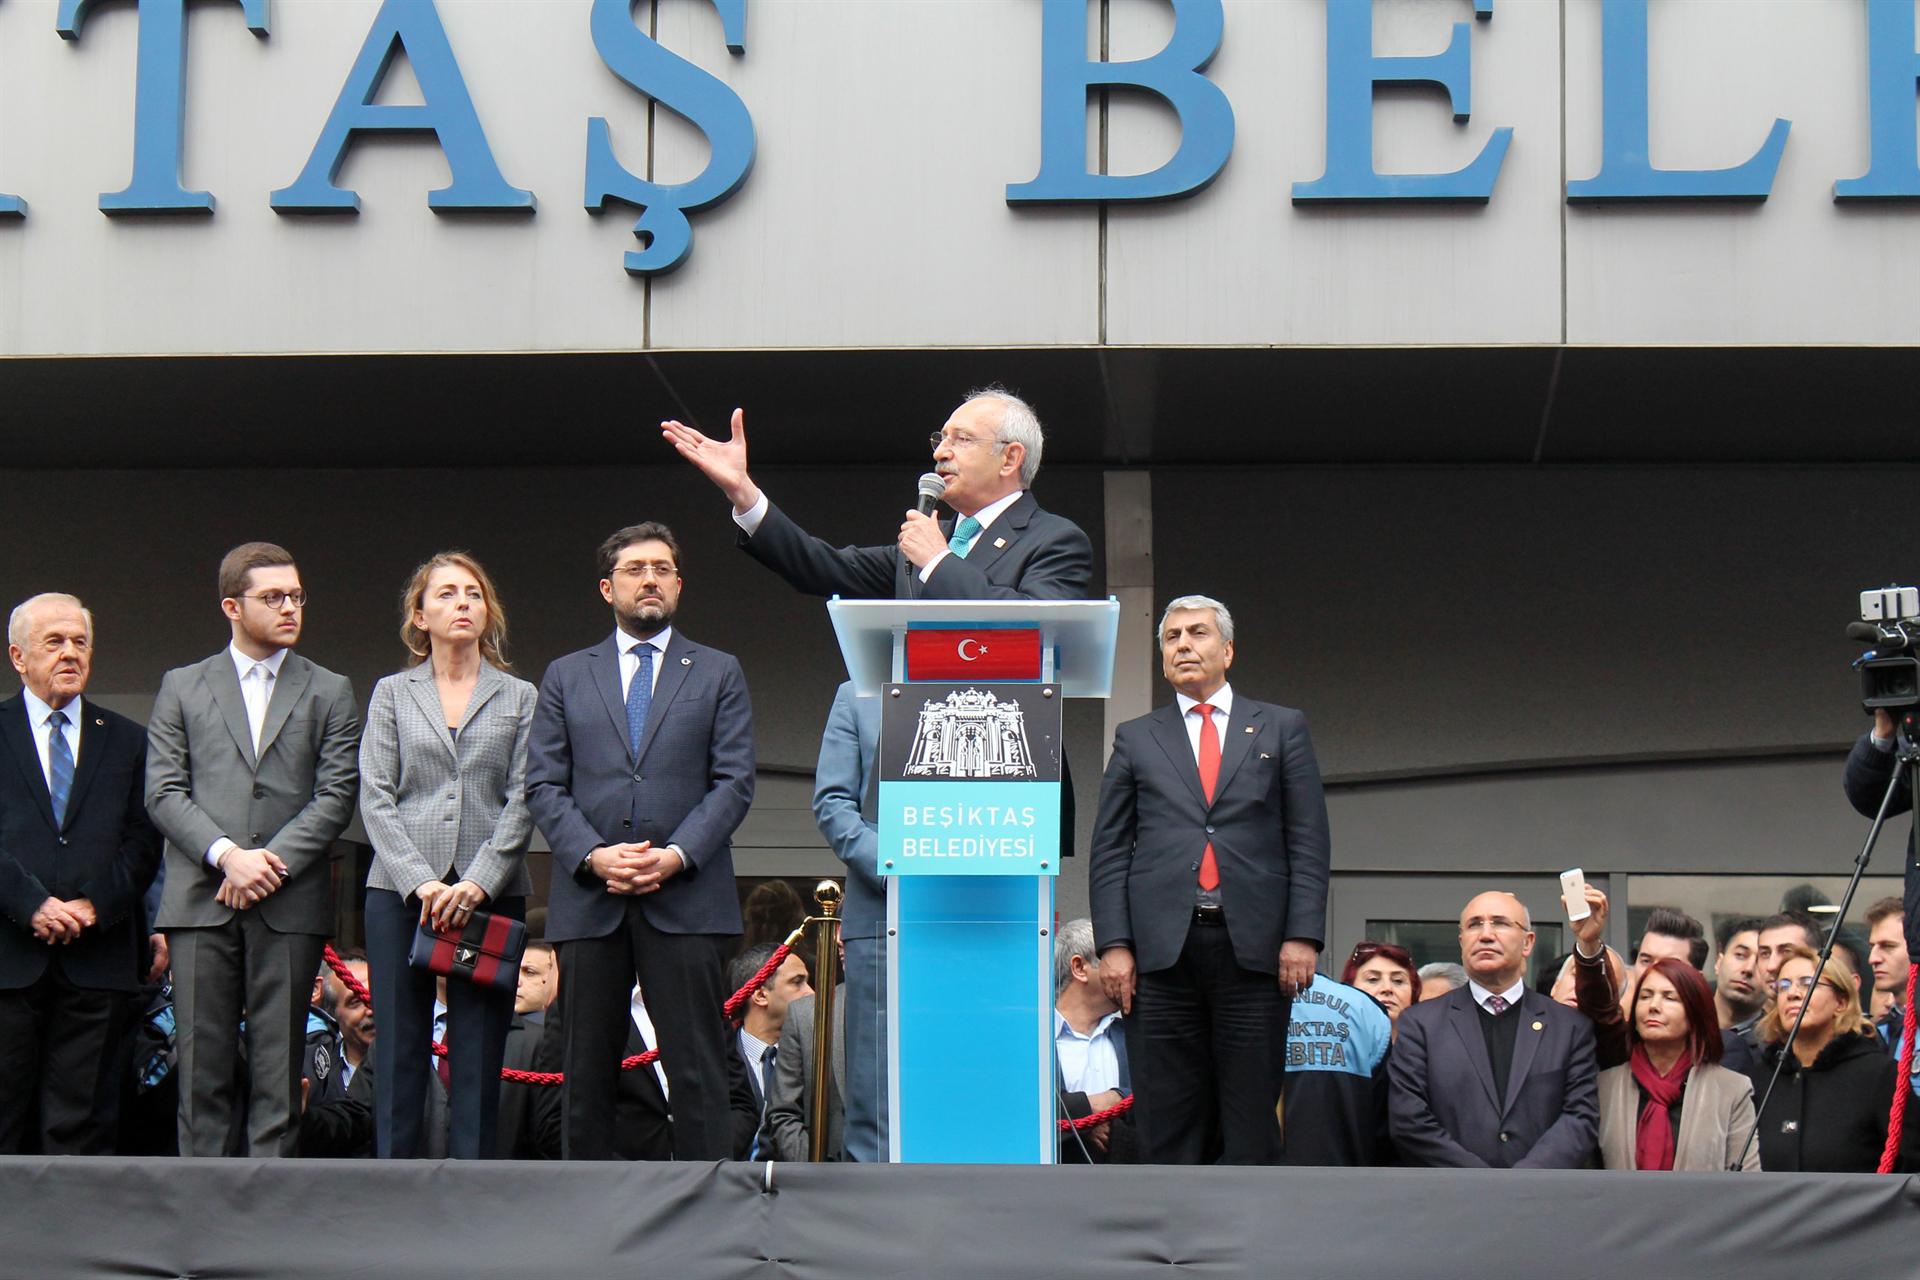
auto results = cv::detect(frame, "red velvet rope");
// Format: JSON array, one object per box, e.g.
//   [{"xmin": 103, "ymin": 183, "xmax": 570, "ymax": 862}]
[
  {"xmin": 1877, "ymin": 961, "xmax": 1917, "ymax": 1174},
  {"xmin": 322, "ymin": 938, "xmax": 794, "ymax": 1087},
  {"xmin": 1058, "ymin": 1093, "xmax": 1134, "ymax": 1132}
]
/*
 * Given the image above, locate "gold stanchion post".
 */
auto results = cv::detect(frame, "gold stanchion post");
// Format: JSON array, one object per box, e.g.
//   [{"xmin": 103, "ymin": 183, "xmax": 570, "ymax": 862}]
[{"xmin": 807, "ymin": 880, "xmax": 843, "ymax": 1162}]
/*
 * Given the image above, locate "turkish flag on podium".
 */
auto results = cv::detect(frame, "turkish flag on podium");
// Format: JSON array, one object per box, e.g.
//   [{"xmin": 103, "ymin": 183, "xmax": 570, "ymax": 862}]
[{"xmin": 904, "ymin": 628, "xmax": 1043, "ymax": 681}]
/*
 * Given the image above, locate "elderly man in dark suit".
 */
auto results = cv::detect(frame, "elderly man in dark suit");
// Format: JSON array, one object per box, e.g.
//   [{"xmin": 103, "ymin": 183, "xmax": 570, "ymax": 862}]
[
  {"xmin": 0, "ymin": 593, "xmax": 162, "ymax": 1153},
  {"xmin": 526, "ymin": 521, "xmax": 755, "ymax": 1161},
  {"xmin": 1090, "ymin": 594, "xmax": 1332, "ymax": 1165},
  {"xmin": 661, "ymin": 387, "xmax": 1093, "ymax": 602},
  {"xmin": 1389, "ymin": 890, "xmax": 1600, "ymax": 1168},
  {"xmin": 146, "ymin": 542, "xmax": 361, "ymax": 1157}
]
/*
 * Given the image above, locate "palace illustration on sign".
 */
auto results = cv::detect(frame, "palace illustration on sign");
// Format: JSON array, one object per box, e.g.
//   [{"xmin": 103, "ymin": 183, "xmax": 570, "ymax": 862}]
[{"xmin": 902, "ymin": 689, "xmax": 1037, "ymax": 780}]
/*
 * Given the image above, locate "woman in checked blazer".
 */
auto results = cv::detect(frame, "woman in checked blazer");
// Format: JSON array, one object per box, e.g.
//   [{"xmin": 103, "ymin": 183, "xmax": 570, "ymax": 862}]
[{"xmin": 359, "ymin": 552, "xmax": 537, "ymax": 1159}]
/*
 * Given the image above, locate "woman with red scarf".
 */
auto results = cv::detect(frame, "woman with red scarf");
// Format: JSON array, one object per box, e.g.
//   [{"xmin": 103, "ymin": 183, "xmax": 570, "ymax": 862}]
[{"xmin": 1597, "ymin": 956, "xmax": 1760, "ymax": 1170}]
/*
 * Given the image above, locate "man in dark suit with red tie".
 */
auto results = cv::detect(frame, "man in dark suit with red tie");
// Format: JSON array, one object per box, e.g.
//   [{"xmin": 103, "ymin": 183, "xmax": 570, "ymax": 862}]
[
  {"xmin": 1089, "ymin": 595, "xmax": 1332, "ymax": 1164},
  {"xmin": 0, "ymin": 593, "xmax": 162, "ymax": 1153}
]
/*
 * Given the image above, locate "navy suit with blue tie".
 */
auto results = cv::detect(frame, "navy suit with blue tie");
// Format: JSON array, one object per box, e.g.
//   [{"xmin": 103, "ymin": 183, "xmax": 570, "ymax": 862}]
[
  {"xmin": 0, "ymin": 693, "xmax": 162, "ymax": 1152},
  {"xmin": 527, "ymin": 626, "xmax": 754, "ymax": 1160}
]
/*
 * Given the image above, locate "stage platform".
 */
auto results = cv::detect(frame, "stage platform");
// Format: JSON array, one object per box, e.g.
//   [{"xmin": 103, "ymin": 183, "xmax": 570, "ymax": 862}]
[{"xmin": 6, "ymin": 1158, "xmax": 1917, "ymax": 1279}]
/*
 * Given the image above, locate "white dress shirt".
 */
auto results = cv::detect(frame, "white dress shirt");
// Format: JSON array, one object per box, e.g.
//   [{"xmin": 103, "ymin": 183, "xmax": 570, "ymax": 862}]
[
  {"xmin": 1468, "ymin": 978, "xmax": 1526, "ymax": 1013},
  {"xmin": 615, "ymin": 626, "xmax": 670, "ymax": 702},
  {"xmin": 19, "ymin": 687, "xmax": 83, "ymax": 794},
  {"xmin": 1053, "ymin": 1009, "xmax": 1122, "ymax": 1094},
  {"xmin": 630, "ymin": 987, "xmax": 672, "ymax": 1100},
  {"xmin": 731, "ymin": 487, "xmax": 1027, "ymax": 581},
  {"xmin": 1173, "ymin": 684, "xmax": 1234, "ymax": 762},
  {"xmin": 205, "ymin": 645, "xmax": 292, "ymax": 867}
]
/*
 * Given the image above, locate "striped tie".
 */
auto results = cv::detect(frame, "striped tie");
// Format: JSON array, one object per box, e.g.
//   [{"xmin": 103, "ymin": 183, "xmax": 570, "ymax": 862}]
[{"xmin": 47, "ymin": 710, "xmax": 74, "ymax": 826}]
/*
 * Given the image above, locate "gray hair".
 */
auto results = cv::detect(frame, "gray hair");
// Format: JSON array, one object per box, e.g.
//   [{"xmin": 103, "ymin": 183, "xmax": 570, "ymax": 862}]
[
  {"xmin": 1054, "ymin": 917, "xmax": 1098, "ymax": 997},
  {"xmin": 1156, "ymin": 594, "xmax": 1234, "ymax": 645},
  {"xmin": 7, "ymin": 593, "xmax": 93, "ymax": 649},
  {"xmin": 1417, "ymin": 962, "xmax": 1467, "ymax": 991},
  {"xmin": 966, "ymin": 385, "xmax": 1044, "ymax": 488}
]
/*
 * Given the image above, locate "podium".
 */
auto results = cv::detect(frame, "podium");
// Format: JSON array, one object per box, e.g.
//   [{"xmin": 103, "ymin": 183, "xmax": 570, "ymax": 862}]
[{"xmin": 827, "ymin": 599, "xmax": 1119, "ymax": 1164}]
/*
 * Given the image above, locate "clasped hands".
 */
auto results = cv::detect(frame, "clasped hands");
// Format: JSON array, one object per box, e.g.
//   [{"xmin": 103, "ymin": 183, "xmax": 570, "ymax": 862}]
[
  {"xmin": 215, "ymin": 846, "xmax": 288, "ymax": 910},
  {"xmin": 30, "ymin": 896, "xmax": 96, "ymax": 944},
  {"xmin": 417, "ymin": 878, "xmax": 490, "ymax": 931},
  {"xmin": 586, "ymin": 841, "xmax": 684, "ymax": 896}
]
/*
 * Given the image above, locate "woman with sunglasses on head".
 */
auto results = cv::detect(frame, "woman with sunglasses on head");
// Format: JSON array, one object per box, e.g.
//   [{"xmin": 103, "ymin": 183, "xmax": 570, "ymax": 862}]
[
  {"xmin": 1744, "ymin": 943, "xmax": 1910, "ymax": 1172},
  {"xmin": 1342, "ymin": 941, "xmax": 1421, "ymax": 1035},
  {"xmin": 1597, "ymin": 957, "xmax": 1759, "ymax": 1170}
]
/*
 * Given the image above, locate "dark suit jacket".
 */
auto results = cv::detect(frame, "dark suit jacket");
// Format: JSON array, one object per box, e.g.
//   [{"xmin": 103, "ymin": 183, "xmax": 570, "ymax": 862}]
[
  {"xmin": 146, "ymin": 649, "xmax": 360, "ymax": 935},
  {"xmin": 0, "ymin": 695, "xmax": 162, "ymax": 991},
  {"xmin": 527, "ymin": 1003, "xmax": 759, "ymax": 1160},
  {"xmin": 741, "ymin": 492, "xmax": 1093, "ymax": 601},
  {"xmin": 1089, "ymin": 697, "xmax": 1331, "ymax": 975},
  {"xmin": 1844, "ymin": 732, "xmax": 1920, "ymax": 959},
  {"xmin": 526, "ymin": 630, "xmax": 754, "ymax": 942},
  {"xmin": 494, "ymin": 1014, "xmax": 545, "ymax": 1159},
  {"xmin": 1388, "ymin": 986, "xmax": 1600, "ymax": 1169}
]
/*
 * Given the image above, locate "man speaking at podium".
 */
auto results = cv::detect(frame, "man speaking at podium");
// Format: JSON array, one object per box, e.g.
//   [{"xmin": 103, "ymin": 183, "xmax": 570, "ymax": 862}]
[
  {"xmin": 664, "ymin": 388, "xmax": 1093, "ymax": 1163},
  {"xmin": 660, "ymin": 387, "xmax": 1092, "ymax": 602}
]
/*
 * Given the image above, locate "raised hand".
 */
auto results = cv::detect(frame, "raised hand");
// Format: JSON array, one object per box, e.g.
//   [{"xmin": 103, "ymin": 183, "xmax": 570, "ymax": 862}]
[{"xmin": 661, "ymin": 408, "xmax": 760, "ymax": 512}]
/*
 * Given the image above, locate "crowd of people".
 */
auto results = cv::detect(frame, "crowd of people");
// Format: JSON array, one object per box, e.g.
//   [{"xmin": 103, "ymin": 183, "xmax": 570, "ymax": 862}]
[{"xmin": 2, "ymin": 386, "xmax": 1916, "ymax": 1172}]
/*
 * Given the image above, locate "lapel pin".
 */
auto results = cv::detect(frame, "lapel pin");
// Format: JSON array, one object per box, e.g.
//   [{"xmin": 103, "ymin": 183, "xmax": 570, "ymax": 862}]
[
  {"xmin": 1259, "ymin": 752, "xmax": 1271, "ymax": 760},
  {"xmin": 1531, "ymin": 1020, "xmax": 1544, "ymax": 1031},
  {"xmin": 681, "ymin": 657, "xmax": 692, "ymax": 666},
  {"xmin": 94, "ymin": 718, "xmax": 105, "ymax": 727},
  {"xmin": 993, "ymin": 537, "xmax": 1007, "ymax": 549},
  {"xmin": 1244, "ymin": 726, "xmax": 1255, "ymax": 734}
]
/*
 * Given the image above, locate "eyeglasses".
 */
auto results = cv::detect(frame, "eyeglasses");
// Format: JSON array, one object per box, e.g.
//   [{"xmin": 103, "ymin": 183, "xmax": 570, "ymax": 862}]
[
  {"xmin": 612, "ymin": 563, "xmax": 679, "ymax": 581},
  {"xmin": 1459, "ymin": 917, "xmax": 1528, "ymax": 935},
  {"xmin": 928, "ymin": 432, "xmax": 1007, "ymax": 453},
  {"xmin": 1771, "ymin": 976, "xmax": 1842, "ymax": 995},
  {"xmin": 240, "ymin": 590, "xmax": 307, "ymax": 609}
]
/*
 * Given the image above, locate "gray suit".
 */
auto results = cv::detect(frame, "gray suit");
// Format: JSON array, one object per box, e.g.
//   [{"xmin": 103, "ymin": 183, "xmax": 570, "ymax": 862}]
[
  {"xmin": 358, "ymin": 659, "xmax": 536, "ymax": 1159},
  {"xmin": 763, "ymin": 990, "xmax": 845, "ymax": 1161},
  {"xmin": 359, "ymin": 661, "xmax": 535, "ymax": 901},
  {"xmin": 146, "ymin": 648, "xmax": 359, "ymax": 1156}
]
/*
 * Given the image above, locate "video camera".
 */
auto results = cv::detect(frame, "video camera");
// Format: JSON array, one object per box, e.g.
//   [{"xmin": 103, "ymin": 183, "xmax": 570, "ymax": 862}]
[{"xmin": 1850, "ymin": 587, "xmax": 1920, "ymax": 714}]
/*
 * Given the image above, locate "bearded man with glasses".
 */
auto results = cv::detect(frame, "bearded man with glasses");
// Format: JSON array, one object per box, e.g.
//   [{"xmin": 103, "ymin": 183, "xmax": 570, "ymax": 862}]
[
  {"xmin": 1388, "ymin": 890, "xmax": 1599, "ymax": 1168},
  {"xmin": 147, "ymin": 541, "xmax": 361, "ymax": 1156}
]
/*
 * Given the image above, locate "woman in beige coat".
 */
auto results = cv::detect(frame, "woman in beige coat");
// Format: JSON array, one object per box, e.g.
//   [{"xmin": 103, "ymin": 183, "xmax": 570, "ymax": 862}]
[{"xmin": 1598, "ymin": 956, "xmax": 1760, "ymax": 1171}]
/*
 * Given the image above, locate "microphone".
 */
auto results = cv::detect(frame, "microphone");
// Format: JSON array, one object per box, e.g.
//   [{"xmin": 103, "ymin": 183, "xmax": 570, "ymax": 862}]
[{"xmin": 915, "ymin": 472, "xmax": 947, "ymax": 516}]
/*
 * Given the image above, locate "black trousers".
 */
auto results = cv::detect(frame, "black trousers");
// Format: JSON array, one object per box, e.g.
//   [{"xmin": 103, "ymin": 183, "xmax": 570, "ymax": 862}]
[
  {"xmin": 364, "ymin": 888, "xmax": 523, "ymax": 1159},
  {"xmin": 560, "ymin": 903, "xmax": 732, "ymax": 1160},
  {"xmin": 0, "ymin": 966, "xmax": 129, "ymax": 1154},
  {"xmin": 1127, "ymin": 920, "xmax": 1285, "ymax": 1165}
]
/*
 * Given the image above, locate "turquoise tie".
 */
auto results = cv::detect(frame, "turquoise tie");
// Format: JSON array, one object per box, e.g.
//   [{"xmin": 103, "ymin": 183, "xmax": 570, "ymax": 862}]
[{"xmin": 949, "ymin": 515, "xmax": 984, "ymax": 559}]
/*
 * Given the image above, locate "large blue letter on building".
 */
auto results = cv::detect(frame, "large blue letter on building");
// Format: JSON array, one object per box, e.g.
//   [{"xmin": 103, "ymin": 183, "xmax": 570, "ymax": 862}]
[
  {"xmin": 1566, "ymin": 0, "xmax": 1789, "ymax": 202},
  {"xmin": 56, "ymin": 0, "xmax": 270, "ymax": 214},
  {"xmin": 1834, "ymin": 0, "xmax": 1920, "ymax": 200},
  {"xmin": 1293, "ymin": 0, "xmax": 1511, "ymax": 203},
  {"xmin": 1006, "ymin": 0, "xmax": 1234, "ymax": 204},
  {"xmin": 583, "ymin": 0, "xmax": 756, "ymax": 276},
  {"xmin": 271, "ymin": 0, "xmax": 533, "ymax": 213}
]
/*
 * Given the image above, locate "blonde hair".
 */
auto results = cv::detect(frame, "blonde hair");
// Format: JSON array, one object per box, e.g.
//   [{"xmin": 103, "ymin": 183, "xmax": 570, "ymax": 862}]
[
  {"xmin": 398, "ymin": 552, "xmax": 511, "ymax": 671},
  {"xmin": 1758, "ymin": 942, "xmax": 1870, "ymax": 1044}
]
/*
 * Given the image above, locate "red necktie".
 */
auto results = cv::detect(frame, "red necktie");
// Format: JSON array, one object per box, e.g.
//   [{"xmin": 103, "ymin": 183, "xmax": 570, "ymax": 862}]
[{"xmin": 1194, "ymin": 703, "xmax": 1221, "ymax": 891}]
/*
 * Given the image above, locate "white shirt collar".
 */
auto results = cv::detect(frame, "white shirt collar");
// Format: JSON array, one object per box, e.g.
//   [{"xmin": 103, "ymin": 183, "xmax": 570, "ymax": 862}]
[
  {"xmin": 614, "ymin": 625, "xmax": 673, "ymax": 657},
  {"xmin": 20, "ymin": 686, "xmax": 81, "ymax": 730},
  {"xmin": 1175, "ymin": 684, "xmax": 1234, "ymax": 718},
  {"xmin": 960, "ymin": 489, "xmax": 1024, "ymax": 531},
  {"xmin": 228, "ymin": 643, "xmax": 290, "ymax": 681},
  {"xmin": 1053, "ymin": 1008, "xmax": 1121, "ymax": 1043},
  {"xmin": 1468, "ymin": 978, "xmax": 1526, "ymax": 1011}
]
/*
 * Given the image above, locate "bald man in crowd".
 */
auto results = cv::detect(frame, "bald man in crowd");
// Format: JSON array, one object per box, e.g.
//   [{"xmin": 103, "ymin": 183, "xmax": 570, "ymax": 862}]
[{"xmin": 1389, "ymin": 891, "xmax": 1598, "ymax": 1168}]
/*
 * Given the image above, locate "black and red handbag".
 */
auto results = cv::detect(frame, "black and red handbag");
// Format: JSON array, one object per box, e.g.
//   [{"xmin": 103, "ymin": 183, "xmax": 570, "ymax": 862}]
[{"xmin": 408, "ymin": 910, "xmax": 527, "ymax": 994}]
